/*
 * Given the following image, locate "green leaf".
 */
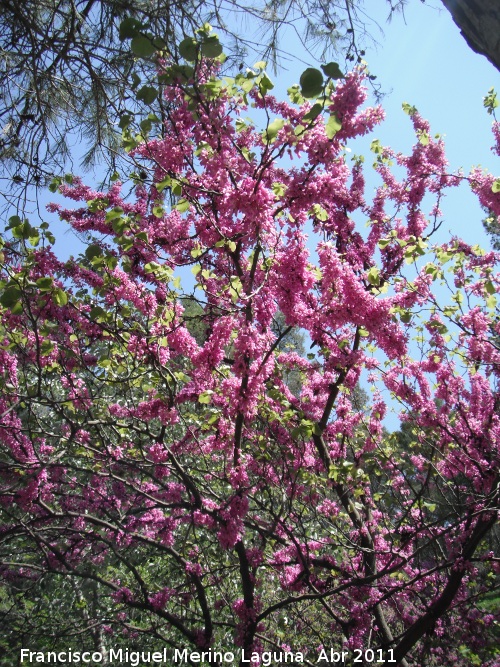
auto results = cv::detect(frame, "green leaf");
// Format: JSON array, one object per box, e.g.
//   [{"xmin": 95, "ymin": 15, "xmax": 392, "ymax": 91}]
[
  {"xmin": 12, "ymin": 221, "xmax": 34, "ymax": 240},
  {"xmin": 140, "ymin": 118, "xmax": 152, "ymax": 134},
  {"xmin": 483, "ymin": 88, "xmax": 499, "ymax": 115},
  {"xmin": 428, "ymin": 320, "xmax": 448, "ymax": 334},
  {"xmin": 53, "ymin": 288, "xmax": 68, "ymax": 307},
  {"xmin": 321, "ymin": 62, "xmax": 344, "ymax": 79},
  {"xmin": 179, "ymin": 37, "xmax": 198, "ymax": 61},
  {"xmin": 85, "ymin": 244, "xmax": 102, "ymax": 260},
  {"xmin": 40, "ymin": 340, "xmax": 55, "ymax": 356},
  {"xmin": 90, "ymin": 306, "xmax": 107, "ymax": 321},
  {"xmin": 287, "ymin": 84, "xmax": 305, "ymax": 105},
  {"xmin": 201, "ymin": 36, "xmax": 223, "ymax": 58},
  {"xmin": 272, "ymin": 182, "xmax": 286, "ymax": 197},
  {"xmin": 131, "ymin": 73, "xmax": 141, "ymax": 90},
  {"xmin": 197, "ymin": 22, "xmax": 213, "ymax": 37},
  {"xmin": 302, "ymin": 103, "xmax": 323, "ymax": 122},
  {"xmin": 0, "ymin": 285, "xmax": 21, "ymax": 308},
  {"xmin": 198, "ymin": 390, "xmax": 213, "ymax": 404},
  {"xmin": 402, "ymin": 102, "xmax": 417, "ymax": 116},
  {"xmin": 159, "ymin": 64, "xmax": 194, "ymax": 84},
  {"xmin": 299, "ymin": 68, "xmax": 324, "ymax": 99},
  {"xmin": 491, "ymin": 179, "xmax": 500, "ymax": 193},
  {"xmin": 111, "ymin": 217, "xmax": 127, "ymax": 234},
  {"xmin": 417, "ymin": 131, "xmax": 430, "ymax": 146},
  {"xmin": 241, "ymin": 147, "xmax": 255, "ymax": 163},
  {"xmin": 7, "ymin": 215, "xmax": 22, "ymax": 228},
  {"xmin": 87, "ymin": 198, "xmax": 109, "ymax": 213},
  {"xmin": 118, "ymin": 114, "xmax": 133, "ymax": 130},
  {"xmin": 239, "ymin": 76, "xmax": 256, "ymax": 94},
  {"xmin": 155, "ymin": 178, "xmax": 171, "ymax": 194},
  {"xmin": 119, "ymin": 17, "xmax": 143, "ymax": 41},
  {"xmin": 366, "ymin": 266, "xmax": 380, "ymax": 286},
  {"xmin": 487, "ymin": 294, "xmax": 497, "ymax": 309},
  {"xmin": 136, "ymin": 86, "xmax": 158, "ymax": 105},
  {"xmin": 104, "ymin": 255, "xmax": 118, "ymax": 270},
  {"xmin": 311, "ymin": 204, "xmax": 328, "ymax": 221},
  {"xmin": 29, "ymin": 231, "xmax": 40, "ymax": 247},
  {"xmin": 105, "ymin": 207, "xmax": 124, "ymax": 223},
  {"xmin": 264, "ymin": 118, "xmax": 285, "ymax": 142},
  {"xmin": 485, "ymin": 280, "xmax": 496, "ymax": 295},
  {"xmin": 131, "ymin": 35, "xmax": 156, "ymax": 58},
  {"xmin": 176, "ymin": 199, "xmax": 190, "ymax": 213},
  {"xmin": 122, "ymin": 129, "xmax": 139, "ymax": 152},
  {"xmin": 325, "ymin": 114, "xmax": 342, "ymax": 139},
  {"xmin": 36, "ymin": 277, "xmax": 53, "ymax": 291},
  {"xmin": 152, "ymin": 204, "xmax": 164, "ymax": 218},
  {"xmin": 48, "ymin": 177, "xmax": 62, "ymax": 193},
  {"xmin": 191, "ymin": 246, "xmax": 203, "ymax": 259},
  {"xmin": 259, "ymin": 73, "xmax": 274, "ymax": 93}
]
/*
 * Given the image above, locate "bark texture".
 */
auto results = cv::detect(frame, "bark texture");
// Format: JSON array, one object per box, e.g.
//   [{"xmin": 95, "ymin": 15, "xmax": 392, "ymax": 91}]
[{"xmin": 441, "ymin": 0, "xmax": 500, "ymax": 72}]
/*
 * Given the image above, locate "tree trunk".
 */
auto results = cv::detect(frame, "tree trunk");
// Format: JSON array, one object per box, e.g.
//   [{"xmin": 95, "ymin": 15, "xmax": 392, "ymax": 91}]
[{"xmin": 440, "ymin": 0, "xmax": 500, "ymax": 72}]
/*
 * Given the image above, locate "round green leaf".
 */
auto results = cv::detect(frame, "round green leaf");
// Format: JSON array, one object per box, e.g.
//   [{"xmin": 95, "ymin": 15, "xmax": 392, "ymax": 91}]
[
  {"xmin": 131, "ymin": 35, "xmax": 156, "ymax": 58},
  {"xmin": 263, "ymin": 118, "xmax": 285, "ymax": 143},
  {"xmin": 0, "ymin": 285, "xmax": 21, "ymax": 308},
  {"xmin": 53, "ymin": 288, "xmax": 68, "ymax": 307},
  {"xmin": 118, "ymin": 114, "xmax": 132, "ymax": 130},
  {"xmin": 40, "ymin": 340, "xmax": 55, "ymax": 356},
  {"xmin": 299, "ymin": 68, "xmax": 324, "ymax": 99},
  {"xmin": 85, "ymin": 244, "xmax": 102, "ymax": 260},
  {"xmin": 36, "ymin": 277, "xmax": 53, "ymax": 291},
  {"xmin": 136, "ymin": 86, "xmax": 158, "ymax": 105},
  {"xmin": 176, "ymin": 199, "xmax": 190, "ymax": 213},
  {"xmin": 140, "ymin": 118, "xmax": 152, "ymax": 134},
  {"xmin": 119, "ymin": 17, "xmax": 142, "ymax": 41},
  {"xmin": 179, "ymin": 38, "xmax": 198, "ymax": 61},
  {"xmin": 198, "ymin": 390, "xmax": 213, "ymax": 404},
  {"xmin": 201, "ymin": 37, "xmax": 223, "ymax": 59}
]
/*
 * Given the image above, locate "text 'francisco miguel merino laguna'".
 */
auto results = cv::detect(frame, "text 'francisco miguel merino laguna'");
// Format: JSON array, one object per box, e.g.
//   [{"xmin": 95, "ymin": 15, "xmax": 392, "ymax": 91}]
[{"xmin": 20, "ymin": 648, "xmax": 303, "ymax": 665}]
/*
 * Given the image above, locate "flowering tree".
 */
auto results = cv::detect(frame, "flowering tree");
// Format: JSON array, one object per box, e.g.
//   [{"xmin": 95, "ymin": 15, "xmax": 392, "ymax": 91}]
[{"xmin": 1, "ymin": 33, "xmax": 499, "ymax": 666}]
